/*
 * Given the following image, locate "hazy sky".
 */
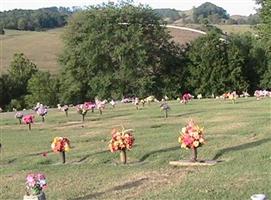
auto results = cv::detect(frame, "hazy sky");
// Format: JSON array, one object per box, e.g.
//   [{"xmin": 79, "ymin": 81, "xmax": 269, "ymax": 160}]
[{"xmin": 1, "ymin": 0, "xmax": 259, "ymax": 16}]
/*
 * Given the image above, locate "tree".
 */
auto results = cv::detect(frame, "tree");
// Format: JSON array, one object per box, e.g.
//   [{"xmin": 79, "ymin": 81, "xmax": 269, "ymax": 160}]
[
  {"xmin": 8, "ymin": 53, "xmax": 38, "ymax": 100},
  {"xmin": 193, "ymin": 2, "xmax": 229, "ymax": 23},
  {"xmin": 25, "ymin": 71, "xmax": 59, "ymax": 106},
  {"xmin": 256, "ymin": 0, "xmax": 271, "ymax": 88},
  {"xmin": 59, "ymin": 2, "xmax": 186, "ymax": 103},
  {"xmin": 187, "ymin": 32, "xmax": 248, "ymax": 96}
]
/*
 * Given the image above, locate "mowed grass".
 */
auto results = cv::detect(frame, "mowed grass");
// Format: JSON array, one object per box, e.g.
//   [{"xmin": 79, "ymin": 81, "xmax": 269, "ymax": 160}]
[
  {"xmin": 0, "ymin": 97, "xmax": 270, "ymax": 199},
  {"xmin": 0, "ymin": 29, "xmax": 63, "ymax": 74}
]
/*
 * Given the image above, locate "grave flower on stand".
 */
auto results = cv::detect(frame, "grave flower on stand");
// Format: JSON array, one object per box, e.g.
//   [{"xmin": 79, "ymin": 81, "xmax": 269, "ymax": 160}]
[
  {"xmin": 15, "ymin": 112, "xmax": 24, "ymax": 124},
  {"xmin": 76, "ymin": 103, "xmax": 91, "ymax": 122},
  {"xmin": 109, "ymin": 128, "xmax": 135, "ymax": 164},
  {"xmin": 51, "ymin": 137, "xmax": 70, "ymax": 163},
  {"xmin": 57, "ymin": 104, "xmax": 69, "ymax": 117},
  {"xmin": 22, "ymin": 115, "xmax": 34, "ymax": 130},
  {"xmin": 37, "ymin": 106, "xmax": 48, "ymax": 122},
  {"xmin": 160, "ymin": 101, "xmax": 170, "ymax": 118},
  {"xmin": 178, "ymin": 120, "xmax": 205, "ymax": 162},
  {"xmin": 24, "ymin": 173, "xmax": 47, "ymax": 200}
]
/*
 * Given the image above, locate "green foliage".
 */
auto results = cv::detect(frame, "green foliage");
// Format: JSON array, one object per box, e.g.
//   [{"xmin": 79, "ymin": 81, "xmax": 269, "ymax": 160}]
[
  {"xmin": 8, "ymin": 53, "xmax": 38, "ymax": 99},
  {"xmin": 154, "ymin": 9, "xmax": 180, "ymax": 23},
  {"xmin": 0, "ymin": 74, "xmax": 12, "ymax": 108},
  {"xmin": 59, "ymin": 2, "xmax": 186, "ymax": 103},
  {"xmin": 256, "ymin": 0, "xmax": 271, "ymax": 88},
  {"xmin": 0, "ymin": 7, "xmax": 71, "ymax": 31},
  {"xmin": 187, "ymin": 32, "xmax": 249, "ymax": 96},
  {"xmin": 193, "ymin": 2, "xmax": 229, "ymax": 24},
  {"xmin": 25, "ymin": 71, "xmax": 60, "ymax": 107}
]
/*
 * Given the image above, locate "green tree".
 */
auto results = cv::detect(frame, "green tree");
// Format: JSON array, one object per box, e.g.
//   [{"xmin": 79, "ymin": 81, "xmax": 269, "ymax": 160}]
[
  {"xmin": 8, "ymin": 53, "xmax": 38, "ymax": 100},
  {"xmin": 59, "ymin": 2, "xmax": 186, "ymax": 103},
  {"xmin": 256, "ymin": 0, "xmax": 271, "ymax": 88},
  {"xmin": 187, "ymin": 32, "xmax": 248, "ymax": 96},
  {"xmin": 25, "ymin": 71, "xmax": 59, "ymax": 106}
]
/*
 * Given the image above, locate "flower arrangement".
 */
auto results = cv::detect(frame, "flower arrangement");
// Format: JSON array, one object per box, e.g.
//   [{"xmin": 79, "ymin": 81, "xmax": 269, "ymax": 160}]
[
  {"xmin": 15, "ymin": 112, "xmax": 24, "ymax": 124},
  {"xmin": 160, "ymin": 102, "xmax": 170, "ymax": 118},
  {"xmin": 37, "ymin": 106, "xmax": 48, "ymax": 122},
  {"xmin": 25, "ymin": 173, "xmax": 47, "ymax": 196},
  {"xmin": 57, "ymin": 104, "xmax": 69, "ymax": 117},
  {"xmin": 76, "ymin": 103, "xmax": 92, "ymax": 121},
  {"xmin": 22, "ymin": 115, "xmax": 34, "ymax": 130},
  {"xmin": 109, "ymin": 128, "xmax": 135, "ymax": 164},
  {"xmin": 51, "ymin": 137, "xmax": 70, "ymax": 163},
  {"xmin": 178, "ymin": 120, "xmax": 205, "ymax": 161}
]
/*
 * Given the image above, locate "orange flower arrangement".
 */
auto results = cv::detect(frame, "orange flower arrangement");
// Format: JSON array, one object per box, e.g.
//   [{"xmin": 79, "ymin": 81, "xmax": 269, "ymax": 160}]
[
  {"xmin": 51, "ymin": 137, "xmax": 70, "ymax": 163},
  {"xmin": 108, "ymin": 128, "xmax": 135, "ymax": 164}
]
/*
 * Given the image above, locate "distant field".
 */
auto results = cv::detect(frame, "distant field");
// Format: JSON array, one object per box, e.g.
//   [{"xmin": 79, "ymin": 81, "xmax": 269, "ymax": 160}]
[
  {"xmin": 0, "ymin": 24, "xmax": 255, "ymax": 74},
  {"xmin": 0, "ymin": 29, "xmax": 63, "ymax": 74},
  {"xmin": 215, "ymin": 24, "xmax": 256, "ymax": 34}
]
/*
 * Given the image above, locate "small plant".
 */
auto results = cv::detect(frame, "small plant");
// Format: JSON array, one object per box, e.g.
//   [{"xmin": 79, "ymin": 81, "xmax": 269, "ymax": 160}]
[
  {"xmin": 109, "ymin": 128, "xmax": 135, "ymax": 164},
  {"xmin": 178, "ymin": 120, "xmax": 205, "ymax": 162},
  {"xmin": 51, "ymin": 137, "xmax": 71, "ymax": 163}
]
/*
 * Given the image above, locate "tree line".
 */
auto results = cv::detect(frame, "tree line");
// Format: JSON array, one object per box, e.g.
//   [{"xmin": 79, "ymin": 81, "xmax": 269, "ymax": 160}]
[
  {"xmin": 0, "ymin": 7, "xmax": 72, "ymax": 31},
  {"xmin": 0, "ymin": 2, "xmax": 270, "ymax": 111}
]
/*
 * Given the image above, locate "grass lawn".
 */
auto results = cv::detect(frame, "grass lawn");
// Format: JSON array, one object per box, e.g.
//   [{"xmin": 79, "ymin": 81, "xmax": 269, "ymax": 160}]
[{"xmin": 0, "ymin": 98, "xmax": 270, "ymax": 199}]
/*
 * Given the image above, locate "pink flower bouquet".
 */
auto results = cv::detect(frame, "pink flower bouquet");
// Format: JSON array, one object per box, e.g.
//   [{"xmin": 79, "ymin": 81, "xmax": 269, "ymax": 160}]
[
  {"xmin": 25, "ymin": 173, "xmax": 47, "ymax": 196},
  {"xmin": 178, "ymin": 120, "xmax": 205, "ymax": 161},
  {"xmin": 22, "ymin": 115, "xmax": 34, "ymax": 130}
]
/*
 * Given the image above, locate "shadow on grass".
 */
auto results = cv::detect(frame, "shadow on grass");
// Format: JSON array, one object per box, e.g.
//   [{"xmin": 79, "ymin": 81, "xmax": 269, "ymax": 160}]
[
  {"xmin": 70, "ymin": 177, "xmax": 148, "ymax": 200},
  {"xmin": 212, "ymin": 138, "xmax": 271, "ymax": 160},
  {"xmin": 174, "ymin": 111, "xmax": 205, "ymax": 117},
  {"xmin": 139, "ymin": 146, "xmax": 179, "ymax": 162},
  {"xmin": 73, "ymin": 150, "xmax": 108, "ymax": 163}
]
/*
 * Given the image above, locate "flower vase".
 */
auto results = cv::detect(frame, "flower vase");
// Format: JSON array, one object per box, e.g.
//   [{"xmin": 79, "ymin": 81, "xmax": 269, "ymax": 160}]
[
  {"xmin": 99, "ymin": 108, "xmax": 102, "ymax": 115},
  {"xmin": 28, "ymin": 123, "xmax": 31, "ymax": 131},
  {"xmin": 191, "ymin": 147, "xmax": 198, "ymax": 162},
  {"xmin": 19, "ymin": 119, "xmax": 22, "ymax": 124},
  {"xmin": 42, "ymin": 116, "xmax": 45, "ymax": 123},
  {"xmin": 61, "ymin": 151, "xmax": 66, "ymax": 164},
  {"xmin": 82, "ymin": 114, "xmax": 85, "ymax": 122},
  {"xmin": 65, "ymin": 110, "xmax": 68, "ymax": 117},
  {"xmin": 23, "ymin": 192, "xmax": 46, "ymax": 200},
  {"xmin": 120, "ymin": 149, "xmax": 127, "ymax": 164}
]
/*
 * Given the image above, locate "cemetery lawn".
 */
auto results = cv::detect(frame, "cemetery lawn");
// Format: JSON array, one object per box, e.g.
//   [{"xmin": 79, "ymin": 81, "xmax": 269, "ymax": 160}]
[{"xmin": 0, "ymin": 98, "xmax": 270, "ymax": 199}]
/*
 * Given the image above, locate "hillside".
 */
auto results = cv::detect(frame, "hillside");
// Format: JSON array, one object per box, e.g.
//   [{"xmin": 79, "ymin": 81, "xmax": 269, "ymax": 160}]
[
  {"xmin": 0, "ymin": 29, "xmax": 63, "ymax": 74},
  {"xmin": 0, "ymin": 24, "xmax": 254, "ymax": 74}
]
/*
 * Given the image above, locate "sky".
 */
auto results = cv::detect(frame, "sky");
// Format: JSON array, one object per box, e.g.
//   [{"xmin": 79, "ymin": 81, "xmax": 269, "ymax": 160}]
[{"xmin": 0, "ymin": 0, "xmax": 259, "ymax": 16}]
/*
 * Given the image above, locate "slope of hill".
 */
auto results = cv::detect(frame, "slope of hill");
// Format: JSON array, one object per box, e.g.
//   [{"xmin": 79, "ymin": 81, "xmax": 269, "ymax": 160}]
[
  {"xmin": 0, "ymin": 24, "xmax": 254, "ymax": 74},
  {"xmin": 0, "ymin": 28, "xmax": 63, "ymax": 74}
]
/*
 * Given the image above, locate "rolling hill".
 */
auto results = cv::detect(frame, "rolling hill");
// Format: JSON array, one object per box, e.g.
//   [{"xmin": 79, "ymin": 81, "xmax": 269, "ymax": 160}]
[{"xmin": 0, "ymin": 24, "xmax": 254, "ymax": 74}]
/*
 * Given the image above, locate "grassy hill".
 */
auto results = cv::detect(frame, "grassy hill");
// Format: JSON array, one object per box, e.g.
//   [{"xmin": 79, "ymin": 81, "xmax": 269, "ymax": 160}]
[
  {"xmin": 1, "ymin": 24, "xmax": 254, "ymax": 74},
  {"xmin": 0, "ymin": 98, "xmax": 270, "ymax": 199},
  {"xmin": 0, "ymin": 29, "xmax": 63, "ymax": 74}
]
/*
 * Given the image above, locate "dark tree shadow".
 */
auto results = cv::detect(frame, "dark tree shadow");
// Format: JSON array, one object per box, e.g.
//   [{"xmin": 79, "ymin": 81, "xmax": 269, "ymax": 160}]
[
  {"xmin": 212, "ymin": 138, "xmax": 271, "ymax": 160},
  {"xmin": 69, "ymin": 178, "xmax": 148, "ymax": 200},
  {"xmin": 139, "ymin": 146, "xmax": 179, "ymax": 162}
]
